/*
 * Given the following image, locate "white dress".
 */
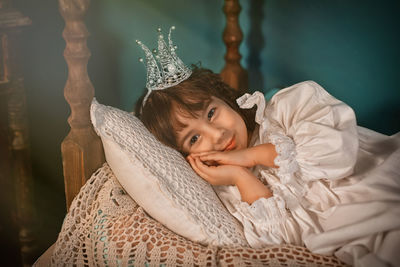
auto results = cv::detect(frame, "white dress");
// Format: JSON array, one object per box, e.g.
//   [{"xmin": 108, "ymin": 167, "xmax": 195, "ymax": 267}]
[{"xmin": 213, "ymin": 81, "xmax": 400, "ymax": 267}]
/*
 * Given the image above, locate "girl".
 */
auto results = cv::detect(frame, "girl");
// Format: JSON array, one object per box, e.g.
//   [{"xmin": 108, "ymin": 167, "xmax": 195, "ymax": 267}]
[{"xmin": 135, "ymin": 67, "xmax": 400, "ymax": 267}]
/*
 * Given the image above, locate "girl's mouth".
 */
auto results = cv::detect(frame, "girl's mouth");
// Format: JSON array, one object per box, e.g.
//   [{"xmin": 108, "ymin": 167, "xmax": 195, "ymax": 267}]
[{"xmin": 224, "ymin": 137, "xmax": 236, "ymax": 151}]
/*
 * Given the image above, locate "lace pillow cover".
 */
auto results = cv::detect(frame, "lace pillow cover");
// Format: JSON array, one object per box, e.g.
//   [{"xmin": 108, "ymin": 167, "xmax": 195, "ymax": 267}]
[{"xmin": 90, "ymin": 99, "xmax": 247, "ymax": 247}]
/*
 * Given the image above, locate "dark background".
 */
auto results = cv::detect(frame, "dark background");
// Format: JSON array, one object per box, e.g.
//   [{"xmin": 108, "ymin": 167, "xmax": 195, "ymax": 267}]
[{"xmin": 4, "ymin": 0, "xmax": 399, "ymax": 264}]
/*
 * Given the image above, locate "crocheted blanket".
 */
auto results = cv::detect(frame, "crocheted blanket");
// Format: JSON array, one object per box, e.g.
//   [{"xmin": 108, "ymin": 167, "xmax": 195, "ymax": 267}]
[{"xmin": 49, "ymin": 163, "xmax": 347, "ymax": 266}]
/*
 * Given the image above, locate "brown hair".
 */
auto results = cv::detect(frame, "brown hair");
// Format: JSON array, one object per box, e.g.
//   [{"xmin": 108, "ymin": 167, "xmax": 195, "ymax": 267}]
[{"xmin": 135, "ymin": 67, "xmax": 256, "ymax": 155}]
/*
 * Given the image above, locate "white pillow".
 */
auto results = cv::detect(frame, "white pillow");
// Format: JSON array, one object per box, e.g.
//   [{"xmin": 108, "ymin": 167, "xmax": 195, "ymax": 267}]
[{"xmin": 90, "ymin": 98, "xmax": 248, "ymax": 247}]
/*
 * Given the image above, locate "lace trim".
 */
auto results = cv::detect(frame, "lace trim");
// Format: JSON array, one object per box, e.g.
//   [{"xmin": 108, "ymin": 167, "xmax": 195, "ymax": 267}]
[
  {"xmin": 235, "ymin": 195, "xmax": 289, "ymax": 227},
  {"xmin": 266, "ymin": 133, "xmax": 308, "ymax": 203},
  {"xmin": 233, "ymin": 195, "xmax": 305, "ymax": 247},
  {"xmin": 268, "ymin": 133, "xmax": 299, "ymax": 184}
]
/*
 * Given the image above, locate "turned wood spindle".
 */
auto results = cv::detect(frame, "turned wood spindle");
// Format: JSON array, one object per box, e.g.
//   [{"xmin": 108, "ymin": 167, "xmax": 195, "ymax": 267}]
[
  {"xmin": 220, "ymin": 0, "xmax": 248, "ymax": 94},
  {"xmin": 59, "ymin": 0, "xmax": 104, "ymax": 210},
  {"xmin": 0, "ymin": 2, "xmax": 36, "ymax": 266}
]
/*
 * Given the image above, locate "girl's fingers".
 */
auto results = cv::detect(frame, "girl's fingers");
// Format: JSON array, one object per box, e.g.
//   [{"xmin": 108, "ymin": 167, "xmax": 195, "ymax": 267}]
[
  {"xmin": 194, "ymin": 157, "xmax": 222, "ymax": 184},
  {"xmin": 189, "ymin": 152, "xmax": 225, "ymax": 166},
  {"xmin": 199, "ymin": 153, "xmax": 222, "ymax": 162},
  {"xmin": 188, "ymin": 156, "xmax": 212, "ymax": 182},
  {"xmin": 190, "ymin": 151, "xmax": 223, "ymax": 160},
  {"xmin": 194, "ymin": 157, "xmax": 213, "ymax": 174},
  {"xmin": 189, "ymin": 156, "xmax": 240, "ymax": 186},
  {"xmin": 195, "ymin": 158, "xmax": 224, "ymax": 181},
  {"xmin": 190, "ymin": 151, "xmax": 218, "ymax": 158},
  {"xmin": 200, "ymin": 153, "xmax": 233, "ymax": 166},
  {"xmin": 188, "ymin": 155, "xmax": 201, "ymax": 173}
]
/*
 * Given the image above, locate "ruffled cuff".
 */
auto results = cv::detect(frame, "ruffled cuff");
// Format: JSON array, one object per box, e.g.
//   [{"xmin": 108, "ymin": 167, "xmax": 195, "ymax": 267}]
[
  {"xmin": 236, "ymin": 91, "xmax": 267, "ymax": 126},
  {"xmin": 234, "ymin": 195, "xmax": 302, "ymax": 247},
  {"xmin": 268, "ymin": 133, "xmax": 299, "ymax": 184},
  {"xmin": 236, "ymin": 195, "xmax": 288, "ymax": 224}
]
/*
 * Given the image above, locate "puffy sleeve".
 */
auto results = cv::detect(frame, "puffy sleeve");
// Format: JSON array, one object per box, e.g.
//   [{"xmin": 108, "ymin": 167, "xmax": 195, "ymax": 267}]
[
  {"xmin": 213, "ymin": 185, "xmax": 302, "ymax": 248},
  {"xmin": 238, "ymin": 81, "xmax": 359, "ymax": 182}
]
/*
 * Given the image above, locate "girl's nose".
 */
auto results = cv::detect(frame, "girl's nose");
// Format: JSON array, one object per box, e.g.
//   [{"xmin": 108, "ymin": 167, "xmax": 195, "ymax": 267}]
[{"xmin": 205, "ymin": 124, "xmax": 226, "ymax": 147}]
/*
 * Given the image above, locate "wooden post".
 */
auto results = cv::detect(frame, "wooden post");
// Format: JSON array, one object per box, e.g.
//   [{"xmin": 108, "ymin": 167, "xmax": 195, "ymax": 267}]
[
  {"xmin": 220, "ymin": 0, "xmax": 248, "ymax": 94},
  {"xmin": 0, "ymin": 2, "xmax": 36, "ymax": 266},
  {"xmin": 59, "ymin": 0, "xmax": 105, "ymax": 210}
]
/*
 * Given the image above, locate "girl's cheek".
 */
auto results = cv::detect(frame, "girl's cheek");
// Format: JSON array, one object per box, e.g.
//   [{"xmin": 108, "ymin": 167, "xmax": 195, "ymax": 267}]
[
  {"xmin": 202, "ymin": 139, "xmax": 215, "ymax": 153},
  {"xmin": 192, "ymin": 140, "xmax": 207, "ymax": 154}
]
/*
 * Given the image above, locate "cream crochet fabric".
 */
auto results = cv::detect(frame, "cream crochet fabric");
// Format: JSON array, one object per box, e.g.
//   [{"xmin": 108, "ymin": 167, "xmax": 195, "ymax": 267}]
[
  {"xmin": 51, "ymin": 163, "xmax": 218, "ymax": 266},
  {"xmin": 49, "ymin": 163, "xmax": 348, "ymax": 267}
]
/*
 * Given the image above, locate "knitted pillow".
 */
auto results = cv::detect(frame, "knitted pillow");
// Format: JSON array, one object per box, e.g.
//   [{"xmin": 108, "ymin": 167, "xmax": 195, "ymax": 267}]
[{"xmin": 90, "ymin": 99, "xmax": 248, "ymax": 247}]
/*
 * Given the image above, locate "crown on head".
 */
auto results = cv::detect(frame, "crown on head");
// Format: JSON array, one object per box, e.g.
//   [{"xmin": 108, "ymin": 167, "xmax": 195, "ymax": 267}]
[{"xmin": 136, "ymin": 26, "xmax": 192, "ymax": 106}]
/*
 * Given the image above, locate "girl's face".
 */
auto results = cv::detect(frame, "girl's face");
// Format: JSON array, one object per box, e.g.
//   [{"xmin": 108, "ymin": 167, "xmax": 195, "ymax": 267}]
[{"xmin": 174, "ymin": 96, "xmax": 248, "ymax": 155}]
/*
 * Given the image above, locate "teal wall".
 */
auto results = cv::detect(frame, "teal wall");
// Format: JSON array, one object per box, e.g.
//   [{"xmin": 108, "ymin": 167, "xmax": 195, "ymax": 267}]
[
  {"xmin": 256, "ymin": 1, "xmax": 400, "ymax": 135},
  {"xmin": 87, "ymin": 0, "xmax": 399, "ymax": 134},
  {"xmin": 86, "ymin": 0, "xmax": 228, "ymax": 110},
  {"xmin": 11, "ymin": 0, "xmax": 400, "ymax": 258}
]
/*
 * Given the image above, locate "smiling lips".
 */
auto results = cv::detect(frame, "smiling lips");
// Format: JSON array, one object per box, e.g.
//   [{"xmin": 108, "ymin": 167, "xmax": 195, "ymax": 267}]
[{"xmin": 224, "ymin": 137, "xmax": 236, "ymax": 151}]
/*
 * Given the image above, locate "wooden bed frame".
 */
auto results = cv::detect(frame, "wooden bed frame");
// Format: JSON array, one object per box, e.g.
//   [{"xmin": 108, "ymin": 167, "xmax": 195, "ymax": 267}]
[
  {"xmin": 60, "ymin": 0, "xmax": 248, "ymax": 210},
  {"xmin": 31, "ymin": 1, "xmax": 352, "ymax": 266}
]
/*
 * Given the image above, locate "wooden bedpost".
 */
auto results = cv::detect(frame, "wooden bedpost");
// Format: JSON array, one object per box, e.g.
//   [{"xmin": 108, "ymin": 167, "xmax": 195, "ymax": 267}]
[
  {"xmin": 59, "ymin": 0, "xmax": 105, "ymax": 210},
  {"xmin": 0, "ymin": 2, "xmax": 36, "ymax": 265},
  {"xmin": 220, "ymin": 0, "xmax": 248, "ymax": 94}
]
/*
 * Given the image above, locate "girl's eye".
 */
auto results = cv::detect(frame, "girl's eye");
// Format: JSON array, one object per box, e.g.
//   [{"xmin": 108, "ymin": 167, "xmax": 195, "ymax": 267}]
[
  {"xmin": 207, "ymin": 108, "xmax": 216, "ymax": 120},
  {"xmin": 190, "ymin": 135, "xmax": 199, "ymax": 146}
]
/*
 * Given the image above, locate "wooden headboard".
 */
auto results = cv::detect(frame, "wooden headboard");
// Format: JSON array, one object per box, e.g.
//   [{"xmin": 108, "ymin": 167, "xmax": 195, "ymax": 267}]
[{"xmin": 59, "ymin": 0, "xmax": 249, "ymax": 210}]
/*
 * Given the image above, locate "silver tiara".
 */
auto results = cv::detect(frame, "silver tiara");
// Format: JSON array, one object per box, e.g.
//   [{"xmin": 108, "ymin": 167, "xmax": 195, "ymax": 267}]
[{"xmin": 136, "ymin": 26, "xmax": 192, "ymax": 106}]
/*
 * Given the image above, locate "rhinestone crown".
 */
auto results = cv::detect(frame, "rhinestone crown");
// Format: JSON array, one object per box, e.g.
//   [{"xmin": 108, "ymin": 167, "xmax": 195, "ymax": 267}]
[{"xmin": 136, "ymin": 26, "xmax": 192, "ymax": 106}]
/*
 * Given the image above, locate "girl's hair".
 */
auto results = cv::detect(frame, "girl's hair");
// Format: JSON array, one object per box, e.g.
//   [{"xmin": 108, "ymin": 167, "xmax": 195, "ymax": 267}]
[{"xmin": 135, "ymin": 67, "xmax": 256, "ymax": 155}]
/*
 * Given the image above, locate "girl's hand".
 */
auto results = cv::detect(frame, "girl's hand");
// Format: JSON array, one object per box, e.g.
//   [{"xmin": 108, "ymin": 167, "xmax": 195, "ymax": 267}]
[
  {"xmin": 187, "ymin": 155, "xmax": 246, "ymax": 186},
  {"xmin": 191, "ymin": 143, "xmax": 278, "ymax": 168},
  {"xmin": 188, "ymin": 155, "xmax": 273, "ymax": 204},
  {"xmin": 191, "ymin": 148, "xmax": 256, "ymax": 168}
]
